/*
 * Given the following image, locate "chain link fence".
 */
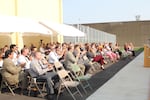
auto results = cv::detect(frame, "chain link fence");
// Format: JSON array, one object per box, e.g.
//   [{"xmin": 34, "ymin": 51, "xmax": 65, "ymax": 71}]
[{"xmin": 64, "ymin": 24, "xmax": 116, "ymax": 44}]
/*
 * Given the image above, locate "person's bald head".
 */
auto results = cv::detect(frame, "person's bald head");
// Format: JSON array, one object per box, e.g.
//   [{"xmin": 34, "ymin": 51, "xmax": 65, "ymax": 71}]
[{"xmin": 34, "ymin": 52, "xmax": 42, "ymax": 60}]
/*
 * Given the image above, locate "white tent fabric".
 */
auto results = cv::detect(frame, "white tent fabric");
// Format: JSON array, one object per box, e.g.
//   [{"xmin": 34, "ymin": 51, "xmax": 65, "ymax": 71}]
[
  {"xmin": 0, "ymin": 16, "xmax": 53, "ymax": 50},
  {"xmin": 39, "ymin": 21, "xmax": 85, "ymax": 37},
  {"xmin": 0, "ymin": 16, "xmax": 52, "ymax": 34}
]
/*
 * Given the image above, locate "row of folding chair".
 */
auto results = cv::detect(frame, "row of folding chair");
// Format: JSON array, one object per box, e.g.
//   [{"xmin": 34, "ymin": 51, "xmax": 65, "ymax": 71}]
[
  {"xmin": 0, "ymin": 61, "xmax": 93, "ymax": 100},
  {"xmin": 27, "ymin": 72, "xmax": 46, "ymax": 98},
  {"xmin": 70, "ymin": 64, "xmax": 93, "ymax": 94},
  {"xmin": 0, "ymin": 68, "xmax": 19, "ymax": 96},
  {"xmin": 54, "ymin": 61, "xmax": 93, "ymax": 100},
  {"xmin": 0, "ymin": 77, "xmax": 18, "ymax": 96},
  {"xmin": 0, "ymin": 68, "xmax": 46, "ymax": 98}
]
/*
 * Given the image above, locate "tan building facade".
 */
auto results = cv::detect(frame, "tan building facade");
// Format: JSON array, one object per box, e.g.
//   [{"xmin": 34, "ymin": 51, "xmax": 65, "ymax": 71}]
[
  {"xmin": 83, "ymin": 21, "xmax": 150, "ymax": 47},
  {"xmin": 0, "ymin": 0, "xmax": 63, "ymax": 48}
]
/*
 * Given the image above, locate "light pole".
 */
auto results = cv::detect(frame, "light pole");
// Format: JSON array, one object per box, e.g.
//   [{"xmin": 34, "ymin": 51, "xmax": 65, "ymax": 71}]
[{"xmin": 135, "ymin": 15, "xmax": 140, "ymax": 21}]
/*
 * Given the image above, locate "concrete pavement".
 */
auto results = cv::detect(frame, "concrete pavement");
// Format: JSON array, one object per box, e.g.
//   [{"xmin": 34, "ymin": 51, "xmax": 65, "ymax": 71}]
[{"xmin": 87, "ymin": 52, "xmax": 150, "ymax": 100}]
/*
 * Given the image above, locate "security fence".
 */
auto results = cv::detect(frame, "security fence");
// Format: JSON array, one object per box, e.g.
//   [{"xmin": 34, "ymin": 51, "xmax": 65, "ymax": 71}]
[{"xmin": 63, "ymin": 24, "xmax": 116, "ymax": 44}]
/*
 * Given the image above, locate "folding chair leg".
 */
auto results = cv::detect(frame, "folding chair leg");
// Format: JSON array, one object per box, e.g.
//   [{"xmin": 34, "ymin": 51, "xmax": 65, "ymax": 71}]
[
  {"xmin": 35, "ymin": 83, "xmax": 44, "ymax": 98},
  {"xmin": 78, "ymin": 79, "xmax": 93, "ymax": 94},
  {"xmin": 0, "ymin": 80, "xmax": 2, "ymax": 94},
  {"xmin": 57, "ymin": 85, "xmax": 62, "ymax": 100},
  {"xmin": 28, "ymin": 83, "xmax": 32, "ymax": 96},
  {"xmin": 28, "ymin": 80, "xmax": 44, "ymax": 98},
  {"xmin": 91, "ymin": 65, "xmax": 96, "ymax": 72},
  {"xmin": 80, "ymin": 83, "xmax": 87, "ymax": 94},
  {"xmin": 42, "ymin": 82, "xmax": 46, "ymax": 92},
  {"xmin": 5, "ymin": 82, "xmax": 15, "ymax": 96},
  {"xmin": 75, "ymin": 86, "xmax": 83, "ymax": 97},
  {"xmin": 66, "ymin": 86, "xmax": 77, "ymax": 100},
  {"xmin": 89, "ymin": 84, "xmax": 93, "ymax": 90},
  {"xmin": 85, "ymin": 80, "xmax": 93, "ymax": 90},
  {"xmin": 83, "ymin": 81, "xmax": 93, "ymax": 91}
]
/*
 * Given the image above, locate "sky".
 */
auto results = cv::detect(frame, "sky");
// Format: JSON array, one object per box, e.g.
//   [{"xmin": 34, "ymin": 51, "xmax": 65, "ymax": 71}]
[{"xmin": 63, "ymin": 0, "xmax": 150, "ymax": 24}]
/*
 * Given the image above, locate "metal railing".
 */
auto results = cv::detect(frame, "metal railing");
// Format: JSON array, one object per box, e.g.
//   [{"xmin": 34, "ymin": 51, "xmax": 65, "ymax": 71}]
[{"xmin": 64, "ymin": 24, "xmax": 116, "ymax": 44}]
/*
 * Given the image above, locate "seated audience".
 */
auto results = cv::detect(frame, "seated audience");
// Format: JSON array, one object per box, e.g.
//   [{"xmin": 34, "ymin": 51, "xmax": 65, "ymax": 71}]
[
  {"xmin": 114, "ymin": 43, "xmax": 122, "ymax": 57},
  {"xmin": 10, "ymin": 44, "xmax": 20, "ymax": 65},
  {"xmin": 1, "ymin": 50, "xmax": 23, "ymax": 85},
  {"xmin": 30, "ymin": 52, "xmax": 59, "ymax": 100},
  {"xmin": 123, "ymin": 42, "xmax": 133, "ymax": 56},
  {"xmin": 103, "ymin": 43, "xmax": 118, "ymax": 62},
  {"xmin": 73, "ymin": 44, "xmax": 91, "ymax": 74},
  {"xmin": 48, "ymin": 44, "xmax": 63, "ymax": 64},
  {"xmin": 17, "ymin": 48, "xmax": 31, "ymax": 90},
  {"xmin": 64, "ymin": 45, "xmax": 86, "ymax": 74},
  {"xmin": 128, "ymin": 42, "xmax": 135, "ymax": 56},
  {"xmin": 0, "ymin": 51, "xmax": 3, "ymax": 67},
  {"xmin": 86, "ymin": 44, "xmax": 105, "ymax": 70}
]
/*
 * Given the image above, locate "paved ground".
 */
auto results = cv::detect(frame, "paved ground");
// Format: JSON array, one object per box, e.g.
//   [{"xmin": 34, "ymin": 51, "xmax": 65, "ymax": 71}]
[
  {"xmin": 87, "ymin": 52, "xmax": 150, "ymax": 100},
  {"xmin": 0, "ymin": 49, "xmax": 145, "ymax": 100}
]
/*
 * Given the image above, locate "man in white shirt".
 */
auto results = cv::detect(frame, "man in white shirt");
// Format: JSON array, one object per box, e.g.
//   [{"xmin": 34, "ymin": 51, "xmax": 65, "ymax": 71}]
[
  {"xmin": 17, "ymin": 48, "xmax": 31, "ymax": 91},
  {"xmin": 10, "ymin": 44, "xmax": 19, "ymax": 65},
  {"xmin": 48, "ymin": 46, "xmax": 59, "ymax": 64},
  {"xmin": 17, "ymin": 48, "xmax": 31, "ymax": 70}
]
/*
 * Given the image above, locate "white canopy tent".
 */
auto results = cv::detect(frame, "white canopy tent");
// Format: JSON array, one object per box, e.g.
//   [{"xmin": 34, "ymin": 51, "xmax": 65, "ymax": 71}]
[
  {"xmin": 39, "ymin": 21, "xmax": 85, "ymax": 37},
  {"xmin": 0, "ymin": 16, "xmax": 52, "ymax": 34},
  {"xmin": 0, "ymin": 16, "xmax": 52, "ymax": 49}
]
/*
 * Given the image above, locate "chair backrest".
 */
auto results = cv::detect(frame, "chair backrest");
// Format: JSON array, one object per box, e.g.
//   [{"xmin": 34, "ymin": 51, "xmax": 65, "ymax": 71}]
[
  {"xmin": 71, "ymin": 64, "xmax": 91, "ymax": 81},
  {"xmin": 0, "ymin": 68, "xmax": 18, "ymax": 96},
  {"xmin": 27, "ymin": 68, "xmax": 38, "ymax": 78},
  {"xmin": 70, "ymin": 64, "xmax": 93, "ymax": 95},
  {"xmin": 71, "ymin": 64, "xmax": 81, "ymax": 73},
  {"xmin": 54, "ymin": 61, "xmax": 64, "ymax": 71},
  {"xmin": 56, "ymin": 69, "xmax": 83, "ymax": 100},
  {"xmin": 83, "ymin": 55, "xmax": 89, "ymax": 61},
  {"xmin": 71, "ymin": 64, "xmax": 84, "ymax": 77},
  {"xmin": 57, "ymin": 69, "xmax": 70, "ymax": 79},
  {"xmin": 27, "ymin": 70, "xmax": 45, "ymax": 98}
]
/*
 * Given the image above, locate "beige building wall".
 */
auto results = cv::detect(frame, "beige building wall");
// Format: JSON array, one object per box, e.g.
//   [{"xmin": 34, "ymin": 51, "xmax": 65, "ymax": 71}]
[
  {"xmin": 0, "ymin": 34, "xmax": 11, "ymax": 48},
  {"xmin": 83, "ymin": 21, "xmax": 150, "ymax": 47},
  {"xmin": 0, "ymin": 0, "xmax": 63, "ymax": 49},
  {"xmin": 17, "ymin": 0, "xmax": 63, "ymax": 23},
  {"xmin": 0, "ymin": 0, "xmax": 16, "ymax": 16}
]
